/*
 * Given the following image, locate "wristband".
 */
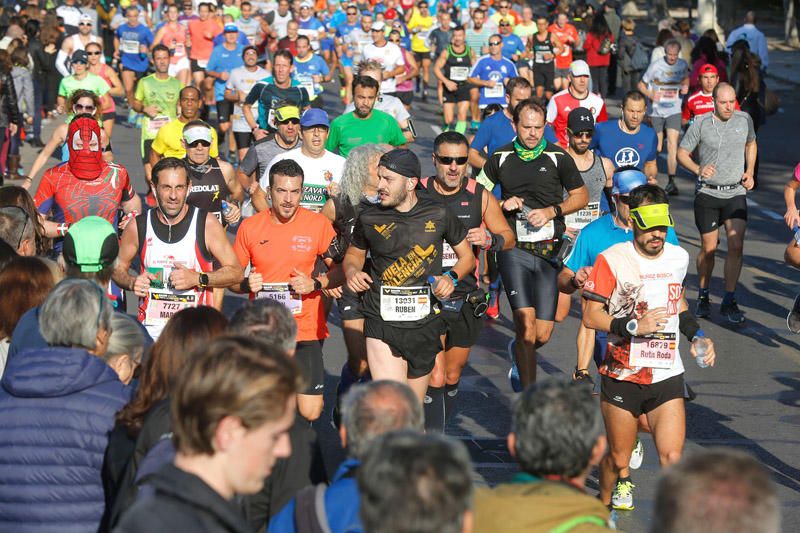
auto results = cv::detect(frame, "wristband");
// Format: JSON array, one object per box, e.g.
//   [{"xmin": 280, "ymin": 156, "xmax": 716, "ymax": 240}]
[
  {"xmin": 610, "ymin": 316, "xmax": 633, "ymax": 339},
  {"xmin": 678, "ymin": 310, "xmax": 700, "ymax": 342},
  {"xmin": 488, "ymin": 233, "xmax": 505, "ymax": 253},
  {"xmin": 552, "ymin": 204, "xmax": 563, "ymax": 218},
  {"xmin": 56, "ymin": 223, "xmax": 70, "ymax": 237},
  {"xmin": 570, "ymin": 275, "xmax": 581, "ymax": 290}
]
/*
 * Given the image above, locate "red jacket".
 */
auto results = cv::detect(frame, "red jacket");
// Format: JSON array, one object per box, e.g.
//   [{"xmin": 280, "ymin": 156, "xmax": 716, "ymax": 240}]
[{"xmin": 583, "ymin": 32, "xmax": 614, "ymax": 67}]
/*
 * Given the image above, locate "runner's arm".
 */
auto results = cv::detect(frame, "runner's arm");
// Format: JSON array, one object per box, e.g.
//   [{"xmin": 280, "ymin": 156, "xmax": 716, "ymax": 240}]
[
  {"xmin": 320, "ymin": 198, "xmax": 336, "ymax": 222},
  {"xmin": 121, "ymin": 194, "xmax": 142, "ymax": 216},
  {"xmin": 643, "ymin": 159, "xmax": 658, "ymax": 184},
  {"xmin": 676, "ymin": 147, "xmax": 699, "ymax": 176},
  {"xmin": 105, "ymin": 67, "xmax": 125, "ymax": 97},
  {"xmin": 560, "ymin": 185, "xmax": 589, "ymax": 216},
  {"xmin": 481, "ymin": 190, "xmax": 515, "ymax": 250},
  {"xmin": 445, "ymin": 237, "xmax": 476, "ymax": 285},
  {"xmin": 112, "ymin": 217, "xmax": 146, "ymax": 293},
  {"xmin": 220, "ymin": 160, "xmax": 245, "ymax": 202},
  {"xmin": 784, "ymin": 179, "xmax": 800, "ymax": 228},
  {"xmin": 432, "ymin": 49, "xmax": 449, "ymax": 85},
  {"xmin": 205, "ymin": 213, "xmax": 245, "ymax": 288},
  {"xmin": 743, "ymin": 139, "xmax": 757, "ymax": 186},
  {"xmin": 28, "ymin": 125, "xmax": 67, "ymax": 180},
  {"xmin": 468, "ymin": 148, "xmax": 487, "ymax": 170},
  {"xmin": 601, "ymin": 157, "xmax": 615, "ymax": 189}
]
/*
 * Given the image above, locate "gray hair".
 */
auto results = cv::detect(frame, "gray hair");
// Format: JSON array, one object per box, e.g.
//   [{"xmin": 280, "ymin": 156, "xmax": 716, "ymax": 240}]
[
  {"xmin": 356, "ymin": 59, "xmax": 384, "ymax": 76},
  {"xmin": 340, "ymin": 380, "xmax": 424, "ymax": 460},
  {"xmin": 664, "ymin": 38, "xmax": 682, "ymax": 52},
  {"xmin": 106, "ymin": 313, "xmax": 145, "ymax": 364},
  {"xmin": 652, "ymin": 448, "xmax": 780, "ymax": 533},
  {"xmin": 40, "ymin": 279, "xmax": 113, "ymax": 349},
  {"xmin": 359, "ymin": 431, "xmax": 474, "ymax": 533},
  {"xmin": 0, "ymin": 206, "xmax": 33, "ymax": 250},
  {"xmin": 228, "ymin": 298, "xmax": 297, "ymax": 355},
  {"xmin": 512, "ymin": 379, "xmax": 603, "ymax": 478},
  {"xmin": 339, "ymin": 144, "xmax": 389, "ymax": 207}
]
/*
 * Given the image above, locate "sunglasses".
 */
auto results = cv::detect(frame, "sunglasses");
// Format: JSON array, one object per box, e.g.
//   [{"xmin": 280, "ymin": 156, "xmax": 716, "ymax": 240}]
[
  {"xmin": 435, "ymin": 154, "xmax": 469, "ymax": 165},
  {"xmin": 347, "ymin": 11, "xmax": 357, "ymax": 14},
  {"xmin": 73, "ymin": 103, "xmax": 96, "ymax": 112},
  {"xmin": 187, "ymin": 139, "xmax": 211, "ymax": 148},
  {"xmin": 489, "ymin": 41, "xmax": 501, "ymax": 46},
  {"xmin": 72, "ymin": 60, "xmax": 88, "ymax": 65},
  {"xmin": 570, "ymin": 130, "xmax": 593, "ymax": 139},
  {"xmin": 499, "ymin": 22, "xmax": 510, "ymax": 26},
  {"xmin": 278, "ymin": 118, "xmax": 301, "ymax": 125},
  {"xmin": 390, "ymin": 39, "xmax": 401, "ymax": 43},
  {"xmin": 87, "ymin": 51, "xmax": 102, "ymax": 56},
  {"xmin": 79, "ymin": 22, "xmax": 92, "ymax": 26}
]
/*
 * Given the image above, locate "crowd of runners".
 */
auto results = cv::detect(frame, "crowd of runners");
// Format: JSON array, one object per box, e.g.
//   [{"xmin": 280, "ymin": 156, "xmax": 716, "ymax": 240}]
[{"xmin": 0, "ymin": 1, "xmax": 793, "ymax": 532}]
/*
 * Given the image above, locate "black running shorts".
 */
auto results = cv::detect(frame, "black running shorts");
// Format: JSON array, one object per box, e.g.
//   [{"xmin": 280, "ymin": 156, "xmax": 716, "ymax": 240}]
[
  {"xmin": 295, "ymin": 340, "xmax": 325, "ymax": 395},
  {"xmin": 693, "ymin": 192, "xmax": 747, "ymax": 234},
  {"xmin": 441, "ymin": 300, "xmax": 482, "ymax": 349},
  {"xmin": 601, "ymin": 373, "xmax": 685, "ymax": 418},
  {"xmin": 364, "ymin": 316, "xmax": 446, "ymax": 378},
  {"xmin": 497, "ymin": 247, "xmax": 559, "ymax": 321}
]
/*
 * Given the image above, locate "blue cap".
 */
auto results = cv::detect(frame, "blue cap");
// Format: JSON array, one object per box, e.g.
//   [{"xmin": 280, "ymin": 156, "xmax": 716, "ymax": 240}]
[
  {"xmin": 224, "ymin": 24, "xmax": 238, "ymax": 32},
  {"xmin": 612, "ymin": 168, "xmax": 647, "ymax": 195},
  {"xmin": 300, "ymin": 108, "xmax": 330, "ymax": 128}
]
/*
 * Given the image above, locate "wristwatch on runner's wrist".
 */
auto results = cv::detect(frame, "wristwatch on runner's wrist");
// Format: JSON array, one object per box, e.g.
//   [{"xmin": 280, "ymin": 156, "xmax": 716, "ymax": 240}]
[
  {"xmin": 444, "ymin": 270, "xmax": 459, "ymax": 287},
  {"xmin": 625, "ymin": 319, "xmax": 638, "ymax": 336},
  {"xmin": 198, "ymin": 272, "xmax": 209, "ymax": 289},
  {"xmin": 313, "ymin": 278, "xmax": 323, "ymax": 291}
]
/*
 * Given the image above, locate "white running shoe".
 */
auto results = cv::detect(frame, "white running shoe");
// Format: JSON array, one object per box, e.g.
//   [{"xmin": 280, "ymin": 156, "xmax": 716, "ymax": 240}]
[
  {"xmin": 611, "ymin": 480, "xmax": 635, "ymax": 511},
  {"xmin": 629, "ymin": 437, "xmax": 644, "ymax": 470}
]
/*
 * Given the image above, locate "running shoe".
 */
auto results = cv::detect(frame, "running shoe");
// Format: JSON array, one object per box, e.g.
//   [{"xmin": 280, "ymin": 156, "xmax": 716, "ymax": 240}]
[
  {"xmin": 629, "ymin": 438, "xmax": 644, "ymax": 470},
  {"xmin": 507, "ymin": 339, "xmax": 522, "ymax": 393},
  {"xmin": 486, "ymin": 289, "xmax": 500, "ymax": 319},
  {"xmin": 720, "ymin": 299, "xmax": 745, "ymax": 324},
  {"xmin": 788, "ymin": 293, "xmax": 800, "ymax": 333},
  {"xmin": 611, "ymin": 480, "xmax": 636, "ymax": 511},
  {"xmin": 664, "ymin": 180, "xmax": 679, "ymax": 196},
  {"xmin": 694, "ymin": 296, "xmax": 711, "ymax": 318}
]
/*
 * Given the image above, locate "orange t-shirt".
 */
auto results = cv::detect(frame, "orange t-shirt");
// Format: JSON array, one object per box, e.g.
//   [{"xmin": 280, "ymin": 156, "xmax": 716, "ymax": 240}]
[
  {"xmin": 188, "ymin": 18, "xmax": 221, "ymax": 61},
  {"xmin": 234, "ymin": 207, "xmax": 336, "ymax": 342}
]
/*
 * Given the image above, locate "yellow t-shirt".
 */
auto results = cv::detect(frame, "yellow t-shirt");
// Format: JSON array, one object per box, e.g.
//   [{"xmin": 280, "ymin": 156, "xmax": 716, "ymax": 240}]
[
  {"xmin": 408, "ymin": 10, "xmax": 434, "ymax": 53},
  {"xmin": 150, "ymin": 118, "xmax": 220, "ymax": 159}
]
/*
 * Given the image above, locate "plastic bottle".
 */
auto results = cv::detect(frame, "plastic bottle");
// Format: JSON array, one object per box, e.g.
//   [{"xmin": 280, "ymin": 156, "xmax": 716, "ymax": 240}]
[
  {"xmin": 692, "ymin": 330, "xmax": 709, "ymax": 368},
  {"xmin": 221, "ymin": 201, "xmax": 239, "ymax": 228}
]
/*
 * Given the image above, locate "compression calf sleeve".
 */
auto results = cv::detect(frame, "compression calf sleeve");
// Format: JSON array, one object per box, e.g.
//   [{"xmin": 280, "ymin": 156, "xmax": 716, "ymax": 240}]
[
  {"xmin": 424, "ymin": 386, "xmax": 446, "ymax": 433},
  {"xmin": 455, "ymin": 121, "xmax": 468, "ymax": 134},
  {"xmin": 444, "ymin": 382, "xmax": 459, "ymax": 422}
]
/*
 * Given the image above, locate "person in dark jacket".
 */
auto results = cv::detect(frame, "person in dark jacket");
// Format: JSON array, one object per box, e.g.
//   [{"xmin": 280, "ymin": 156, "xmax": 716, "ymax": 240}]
[
  {"xmin": 0, "ymin": 48, "xmax": 21, "ymax": 184},
  {"xmin": 0, "ymin": 278, "xmax": 131, "ymax": 533},
  {"xmin": 114, "ymin": 335, "xmax": 302, "ymax": 533}
]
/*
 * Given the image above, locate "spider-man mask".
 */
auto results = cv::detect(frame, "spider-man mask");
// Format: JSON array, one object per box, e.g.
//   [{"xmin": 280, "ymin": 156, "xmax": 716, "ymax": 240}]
[{"xmin": 67, "ymin": 117, "xmax": 103, "ymax": 180}]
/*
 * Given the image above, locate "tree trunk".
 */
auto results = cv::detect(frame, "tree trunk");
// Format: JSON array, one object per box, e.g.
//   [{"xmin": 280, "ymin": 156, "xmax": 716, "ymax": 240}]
[
  {"xmin": 786, "ymin": 0, "xmax": 800, "ymax": 47},
  {"xmin": 695, "ymin": 0, "xmax": 725, "ymax": 40}
]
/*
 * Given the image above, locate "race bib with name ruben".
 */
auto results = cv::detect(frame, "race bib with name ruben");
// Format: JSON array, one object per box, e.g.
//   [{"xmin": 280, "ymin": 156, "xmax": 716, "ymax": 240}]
[
  {"xmin": 629, "ymin": 332, "xmax": 677, "ymax": 369},
  {"xmin": 256, "ymin": 282, "xmax": 302, "ymax": 314},
  {"xmin": 516, "ymin": 216, "xmax": 554, "ymax": 243},
  {"xmin": 564, "ymin": 201, "xmax": 600, "ymax": 230},
  {"xmin": 380, "ymin": 286, "xmax": 431, "ymax": 322}
]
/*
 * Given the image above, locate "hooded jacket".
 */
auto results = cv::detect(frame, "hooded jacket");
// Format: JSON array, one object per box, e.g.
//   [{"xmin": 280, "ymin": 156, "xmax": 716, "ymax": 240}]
[{"xmin": 0, "ymin": 346, "xmax": 130, "ymax": 533}]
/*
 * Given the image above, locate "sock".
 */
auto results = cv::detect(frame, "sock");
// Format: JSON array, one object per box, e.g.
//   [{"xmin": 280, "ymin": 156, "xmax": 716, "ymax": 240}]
[
  {"xmin": 455, "ymin": 121, "xmax": 468, "ymax": 134},
  {"xmin": 668, "ymin": 175, "xmax": 676, "ymax": 182},
  {"xmin": 470, "ymin": 120, "xmax": 480, "ymax": 129},
  {"xmin": 423, "ymin": 386, "xmax": 446, "ymax": 433},
  {"xmin": 617, "ymin": 475, "xmax": 632, "ymax": 485},
  {"xmin": 698, "ymin": 288, "xmax": 709, "ymax": 299},
  {"xmin": 722, "ymin": 291, "xmax": 736, "ymax": 305},
  {"xmin": 444, "ymin": 382, "xmax": 459, "ymax": 421}
]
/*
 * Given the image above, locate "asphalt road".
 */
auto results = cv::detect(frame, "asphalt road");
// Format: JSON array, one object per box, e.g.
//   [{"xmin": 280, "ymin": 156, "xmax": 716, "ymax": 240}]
[{"xmin": 19, "ymin": 75, "xmax": 800, "ymax": 531}]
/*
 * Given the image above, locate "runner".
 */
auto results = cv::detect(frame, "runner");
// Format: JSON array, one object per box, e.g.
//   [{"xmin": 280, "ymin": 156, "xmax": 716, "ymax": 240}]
[
  {"xmin": 362, "ymin": 21, "xmax": 405, "ymax": 98},
  {"xmin": 57, "ymin": 14, "xmax": 104, "ymax": 77},
  {"xmin": 582, "ymin": 183, "xmax": 716, "ymax": 511},
  {"xmin": 234, "ymin": 158, "xmax": 343, "ymax": 421},
  {"xmin": 188, "ymin": 2, "xmax": 221, "ymax": 108},
  {"xmin": 113, "ymin": 5, "xmax": 154, "ymax": 109},
  {"xmin": 225, "ymin": 46, "xmax": 269, "ymax": 161},
  {"xmin": 476, "ymin": 99, "xmax": 588, "ymax": 387},
  {"xmin": 326, "ymin": 76, "xmax": 407, "ymax": 157},
  {"xmin": 264, "ymin": 0, "xmax": 293, "ymax": 41},
  {"xmin": 86, "ymin": 42, "xmax": 123, "ymax": 140},
  {"xmin": 682, "ymin": 64, "xmax": 739, "ymax": 125},
  {"xmin": 56, "ymin": 51, "xmax": 111, "ymax": 116},
  {"xmin": 154, "ymin": 3, "xmax": 192, "ymax": 87},
  {"xmin": 206, "ymin": 24, "xmax": 245, "ymax": 152},
  {"xmin": 341, "ymin": 12, "xmax": 374, "ymax": 104},
  {"xmin": 466, "ymin": 34, "xmax": 518, "ymax": 111},
  {"xmin": 677, "ymin": 82, "xmax": 757, "ymax": 324},
  {"xmin": 531, "ymin": 15, "xmax": 562, "ymax": 101},
  {"xmin": 638, "ymin": 39, "xmax": 689, "ymax": 196},
  {"xmin": 335, "ymin": 5, "xmax": 363, "ymax": 104},
  {"xmin": 260, "ymin": 109, "xmax": 345, "ymax": 213},
  {"xmin": 418, "ymin": 131, "xmax": 515, "ymax": 432},
  {"xmin": 407, "ymin": 0, "xmax": 435, "ymax": 101},
  {"xmin": 546, "ymin": 59, "xmax": 608, "ymax": 148},
  {"xmin": 433, "ymin": 25, "xmax": 474, "ymax": 134},
  {"xmin": 785, "ymin": 165, "xmax": 800, "ymax": 333},
  {"xmin": 235, "ymin": 2, "xmax": 264, "ymax": 46},
  {"xmin": 133, "ymin": 45, "xmax": 183, "ymax": 182},
  {"xmin": 343, "ymin": 148, "xmax": 475, "ymax": 402},
  {"xmin": 497, "ymin": 16, "xmax": 526, "ymax": 81},
  {"xmin": 548, "ymin": 11, "xmax": 579, "ymax": 92},
  {"xmin": 293, "ymin": 36, "xmax": 332, "ymax": 109},
  {"xmin": 243, "ymin": 50, "xmax": 311, "ymax": 136}
]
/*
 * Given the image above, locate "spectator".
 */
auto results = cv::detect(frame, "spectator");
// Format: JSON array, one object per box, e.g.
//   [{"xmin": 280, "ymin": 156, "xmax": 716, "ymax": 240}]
[
  {"xmin": 114, "ymin": 335, "xmax": 302, "ymax": 531},
  {"xmin": 652, "ymin": 448, "xmax": 780, "ymax": 533},
  {"xmin": 0, "ymin": 185, "xmax": 51, "ymax": 256},
  {"xmin": 0, "ymin": 255, "xmax": 60, "ymax": 375},
  {"xmin": 474, "ymin": 379, "xmax": 613, "ymax": 532},
  {"xmin": 0, "ymin": 205, "xmax": 35, "ymax": 255},
  {"xmin": 105, "ymin": 313, "xmax": 146, "ymax": 386},
  {"xmin": 23, "ymin": 19, "xmax": 44, "ymax": 147},
  {"xmin": 583, "ymin": 15, "xmax": 614, "ymax": 98},
  {"xmin": 650, "ymin": 28, "xmax": 673, "ymax": 65},
  {"xmin": 603, "ymin": 0, "xmax": 621, "ymax": 94},
  {"xmin": 0, "ymin": 278, "xmax": 131, "ymax": 532},
  {"xmin": 617, "ymin": 18, "xmax": 645, "ymax": 93},
  {"xmin": 0, "ymin": 49, "xmax": 20, "ymax": 184},
  {"xmin": 689, "ymin": 36, "xmax": 728, "ymax": 92},
  {"xmin": 672, "ymin": 20, "xmax": 694, "ymax": 64},
  {"xmin": 358, "ymin": 431, "xmax": 474, "ymax": 533},
  {"xmin": 270, "ymin": 380, "xmax": 425, "ymax": 532},
  {"xmin": 105, "ymin": 306, "xmax": 229, "ymax": 529},
  {"xmin": 9, "ymin": 45, "xmax": 33, "ymax": 179},
  {"xmin": 726, "ymin": 11, "xmax": 768, "ymax": 70},
  {"xmin": 38, "ymin": 15, "xmax": 62, "ymax": 118}
]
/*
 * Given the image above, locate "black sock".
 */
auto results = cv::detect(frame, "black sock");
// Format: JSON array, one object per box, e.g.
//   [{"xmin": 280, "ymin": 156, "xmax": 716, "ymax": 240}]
[
  {"xmin": 423, "ymin": 386, "xmax": 446, "ymax": 433},
  {"xmin": 668, "ymin": 175, "xmax": 676, "ymax": 182},
  {"xmin": 444, "ymin": 382, "xmax": 459, "ymax": 422},
  {"xmin": 617, "ymin": 475, "xmax": 632, "ymax": 484}
]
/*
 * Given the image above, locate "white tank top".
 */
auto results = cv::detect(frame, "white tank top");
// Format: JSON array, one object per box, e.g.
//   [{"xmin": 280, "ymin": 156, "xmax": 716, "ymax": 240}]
[
  {"xmin": 71, "ymin": 34, "xmax": 106, "ymax": 63},
  {"xmin": 137, "ymin": 207, "xmax": 214, "ymax": 338}
]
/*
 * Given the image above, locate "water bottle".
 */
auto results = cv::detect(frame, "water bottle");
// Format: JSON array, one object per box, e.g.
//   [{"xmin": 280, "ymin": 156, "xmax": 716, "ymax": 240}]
[
  {"xmin": 221, "ymin": 201, "xmax": 239, "ymax": 228},
  {"xmin": 692, "ymin": 330, "xmax": 709, "ymax": 368}
]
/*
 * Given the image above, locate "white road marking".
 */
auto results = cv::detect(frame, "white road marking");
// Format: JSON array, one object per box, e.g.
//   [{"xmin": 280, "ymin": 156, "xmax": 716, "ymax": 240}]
[
  {"xmin": 431, "ymin": 125, "xmax": 442, "ymax": 135},
  {"xmin": 747, "ymin": 198, "xmax": 784, "ymax": 221}
]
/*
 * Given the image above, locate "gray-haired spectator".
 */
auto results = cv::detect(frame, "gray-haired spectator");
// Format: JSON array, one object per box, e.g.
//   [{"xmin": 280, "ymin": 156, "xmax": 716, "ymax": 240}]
[
  {"xmin": 652, "ymin": 448, "xmax": 780, "ymax": 533},
  {"xmin": 474, "ymin": 379, "xmax": 613, "ymax": 532},
  {"xmin": 358, "ymin": 431, "xmax": 474, "ymax": 533},
  {"xmin": 0, "ymin": 279, "xmax": 131, "ymax": 531},
  {"xmin": 0, "ymin": 205, "xmax": 35, "ymax": 255},
  {"xmin": 269, "ymin": 380, "xmax": 425, "ymax": 532},
  {"xmin": 105, "ymin": 313, "xmax": 146, "ymax": 385}
]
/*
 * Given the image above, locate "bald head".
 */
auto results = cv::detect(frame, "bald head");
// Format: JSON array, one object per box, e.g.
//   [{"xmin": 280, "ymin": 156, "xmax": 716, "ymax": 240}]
[{"xmin": 713, "ymin": 82, "xmax": 737, "ymax": 120}]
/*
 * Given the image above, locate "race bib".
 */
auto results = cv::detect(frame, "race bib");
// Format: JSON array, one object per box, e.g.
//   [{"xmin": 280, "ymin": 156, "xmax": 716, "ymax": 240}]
[
  {"xmin": 144, "ymin": 291, "xmax": 196, "ymax": 326},
  {"xmin": 256, "ymin": 282, "xmax": 302, "ymax": 315},
  {"xmin": 146, "ymin": 115, "xmax": 170, "ymax": 135},
  {"xmin": 485, "ymin": 82, "xmax": 504, "ymax": 98},
  {"xmin": 380, "ymin": 285, "xmax": 431, "ymax": 322},
  {"xmin": 121, "ymin": 39, "xmax": 140, "ymax": 54},
  {"xmin": 442, "ymin": 242, "xmax": 457, "ymax": 268},
  {"xmin": 564, "ymin": 201, "xmax": 600, "ymax": 230},
  {"xmin": 301, "ymin": 183, "xmax": 329, "ymax": 211},
  {"xmin": 174, "ymin": 43, "xmax": 186, "ymax": 58},
  {"xmin": 654, "ymin": 85, "xmax": 680, "ymax": 111},
  {"xmin": 629, "ymin": 332, "xmax": 677, "ymax": 369},
  {"xmin": 197, "ymin": 59, "xmax": 209, "ymax": 68},
  {"xmin": 450, "ymin": 66, "xmax": 469, "ymax": 82},
  {"xmin": 516, "ymin": 215, "xmax": 554, "ymax": 243},
  {"xmin": 298, "ymin": 76, "xmax": 316, "ymax": 97}
]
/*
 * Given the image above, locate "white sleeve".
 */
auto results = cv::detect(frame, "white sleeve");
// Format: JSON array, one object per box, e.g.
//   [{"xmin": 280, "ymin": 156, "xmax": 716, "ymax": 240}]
[
  {"xmin": 546, "ymin": 96, "xmax": 558, "ymax": 123},
  {"xmin": 56, "ymin": 49, "xmax": 71, "ymax": 78}
]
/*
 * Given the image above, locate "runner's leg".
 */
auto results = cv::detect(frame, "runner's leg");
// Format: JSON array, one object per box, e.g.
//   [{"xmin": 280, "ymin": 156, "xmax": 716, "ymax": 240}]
[
  {"xmin": 696, "ymin": 230, "xmax": 719, "ymax": 291},
  {"xmin": 666, "ymin": 128, "xmax": 680, "ymax": 177},
  {"xmin": 645, "ymin": 397, "xmax": 686, "ymax": 467},
  {"xmin": 599, "ymin": 400, "xmax": 639, "ymax": 505},
  {"xmin": 723, "ymin": 218, "xmax": 746, "ymax": 293}
]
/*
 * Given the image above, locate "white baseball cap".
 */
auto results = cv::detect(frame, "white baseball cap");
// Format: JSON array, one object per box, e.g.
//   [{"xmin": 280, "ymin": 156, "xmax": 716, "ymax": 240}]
[{"xmin": 569, "ymin": 60, "xmax": 590, "ymax": 77}]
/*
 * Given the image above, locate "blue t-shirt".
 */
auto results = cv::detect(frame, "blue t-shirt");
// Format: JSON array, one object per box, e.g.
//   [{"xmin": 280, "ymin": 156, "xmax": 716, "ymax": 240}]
[
  {"xmin": 469, "ymin": 55, "xmax": 518, "ymax": 108},
  {"xmin": 336, "ymin": 22, "xmax": 359, "ymax": 40},
  {"xmin": 501, "ymin": 33, "xmax": 525, "ymax": 61},
  {"xmin": 212, "ymin": 31, "xmax": 250, "ymax": 47},
  {"xmin": 294, "ymin": 54, "xmax": 330, "ymax": 98},
  {"xmin": 116, "ymin": 23, "xmax": 154, "ymax": 72},
  {"xmin": 207, "ymin": 43, "xmax": 245, "ymax": 101},
  {"xmin": 564, "ymin": 213, "xmax": 680, "ymax": 273},
  {"xmin": 322, "ymin": 10, "xmax": 346, "ymax": 32},
  {"xmin": 592, "ymin": 120, "xmax": 658, "ymax": 170}
]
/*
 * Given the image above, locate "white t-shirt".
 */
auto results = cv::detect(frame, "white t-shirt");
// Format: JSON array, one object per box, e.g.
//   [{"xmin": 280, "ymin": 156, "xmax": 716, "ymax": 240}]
[
  {"xmin": 641, "ymin": 57, "xmax": 689, "ymax": 118},
  {"xmin": 344, "ymin": 93, "xmax": 410, "ymax": 123},
  {"xmin": 227, "ymin": 65, "xmax": 270, "ymax": 133},
  {"xmin": 362, "ymin": 42, "xmax": 404, "ymax": 94},
  {"xmin": 261, "ymin": 148, "xmax": 346, "ymax": 211}
]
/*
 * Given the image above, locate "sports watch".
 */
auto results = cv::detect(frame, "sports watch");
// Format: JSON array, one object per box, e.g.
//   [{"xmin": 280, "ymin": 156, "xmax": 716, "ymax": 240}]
[
  {"xmin": 625, "ymin": 319, "xmax": 638, "ymax": 336},
  {"xmin": 444, "ymin": 270, "xmax": 459, "ymax": 287},
  {"xmin": 313, "ymin": 278, "xmax": 323, "ymax": 291},
  {"xmin": 198, "ymin": 272, "xmax": 209, "ymax": 289}
]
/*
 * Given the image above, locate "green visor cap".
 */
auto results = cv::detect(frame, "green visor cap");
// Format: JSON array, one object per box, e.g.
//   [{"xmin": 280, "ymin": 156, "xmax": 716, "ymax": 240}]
[
  {"xmin": 62, "ymin": 216, "xmax": 119, "ymax": 272},
  {"xmin": 630, "ymin": 203, "xmax": 674, "ymax": 230}
]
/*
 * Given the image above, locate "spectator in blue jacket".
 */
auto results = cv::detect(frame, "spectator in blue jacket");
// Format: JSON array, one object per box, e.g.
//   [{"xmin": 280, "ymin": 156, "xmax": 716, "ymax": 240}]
[
  {"xmin": 269, "ymin": 380, "xmax": 424, "ymax": 532},
  {"xmin": 0, "ymin": 279, "xmax": 132, "ymax": 533}
]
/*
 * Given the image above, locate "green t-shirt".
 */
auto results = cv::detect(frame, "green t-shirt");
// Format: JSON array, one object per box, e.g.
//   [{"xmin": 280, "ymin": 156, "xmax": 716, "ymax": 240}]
[
  {"xmin": 223, "ymin": 5, "xmax": 241, "ymax": 19},
  {"xmin": 58, "ymin": 72, "xmax": 110, "ymax": 100},
  {"xmin": 134, "ymin": 74, "xmax": 184, "ymax": 143},
  {"xmin": 325, "ymin": 109, "xmax": 406, "ymax": 157}
]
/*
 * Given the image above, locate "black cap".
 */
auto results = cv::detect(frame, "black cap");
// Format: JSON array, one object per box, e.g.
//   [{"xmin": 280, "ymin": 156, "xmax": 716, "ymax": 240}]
[
  {"xmin": 567, "ymin": 107, "xmax": 595, "ymax": 134},
  {"xmin": 71, "ymin": 49, "xmax": 89, "ymax": 64},
  {"xmin": 379, "ymin": 148, "xmax": 421, "ymax": 179}
]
